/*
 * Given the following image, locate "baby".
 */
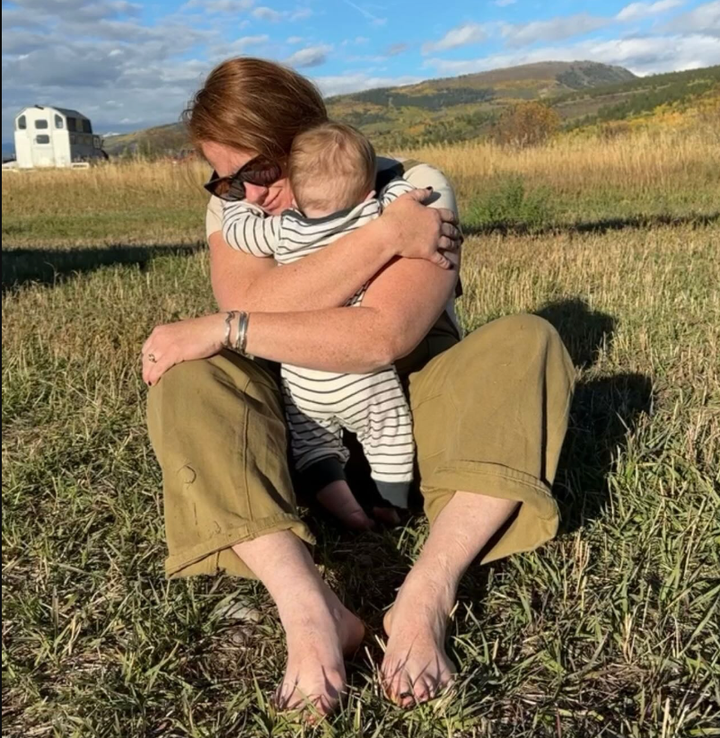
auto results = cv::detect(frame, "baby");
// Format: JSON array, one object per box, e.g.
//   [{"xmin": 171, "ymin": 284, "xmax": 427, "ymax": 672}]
[{"xmin": 222, "ymin": 122, "xmax": 416, "ymax": 527}]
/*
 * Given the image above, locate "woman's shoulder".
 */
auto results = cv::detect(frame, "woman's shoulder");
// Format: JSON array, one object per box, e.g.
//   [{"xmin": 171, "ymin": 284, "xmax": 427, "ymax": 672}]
[
  {"xmin": 206, "ymin": 195, "xmax": 224, "ymax": 238},
  {"xmin": 376, "ymin": 156, "xmax": 454, "ymax": 207}
]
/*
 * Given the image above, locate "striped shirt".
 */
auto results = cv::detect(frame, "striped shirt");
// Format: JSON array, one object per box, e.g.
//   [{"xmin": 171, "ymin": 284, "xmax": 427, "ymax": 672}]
[
  {"xmin": 221, "ymin": 179, "xmax": 417, "ymax": 508},
  {"xmin": 222, "ymin": 179, "xmax": 415, "ymax": 265}
]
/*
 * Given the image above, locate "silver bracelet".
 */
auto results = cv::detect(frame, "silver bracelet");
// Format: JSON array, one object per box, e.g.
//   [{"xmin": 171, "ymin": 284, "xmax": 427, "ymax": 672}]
[
  {"xmin": 234, "ymin": 311, "xmax": 244, "ymax": 353},
  {"xmin": 235, "ymin": 311, "xmax": 251, "ymax": 357},
  {"xmin": 224, "ymin": 311, "xmax": 238, "ymax": 349}
]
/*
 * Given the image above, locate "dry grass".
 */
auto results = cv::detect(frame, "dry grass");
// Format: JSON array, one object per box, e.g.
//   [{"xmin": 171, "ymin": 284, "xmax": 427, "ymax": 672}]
[
  {"xmin": 402, "ymin": 126, "xmax": 720, "ymax": 196},
  {"xmin": 2, "ymin": 128, "xmax": 720, "ymax": 737},
  {"xmin": 3, "ymin": 125, "xmax": 718, "ymax": 248}
]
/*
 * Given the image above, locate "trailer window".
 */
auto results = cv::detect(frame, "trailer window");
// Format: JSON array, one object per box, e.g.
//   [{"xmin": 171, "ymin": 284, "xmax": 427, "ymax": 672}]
[
  {"xmin": 35, "ymin": 119, "xmax": 49, "ymax": 130},
  {"xmin": 55, "ymin": 115, "xmax": 65, "ymax": 129},
  {"xmin": 17, "ymin": 116, "xmax": 27, "ymax": 130},
  {"xmin": 36, "ymin": 135, "xmax": 51, "ymax": 144}
]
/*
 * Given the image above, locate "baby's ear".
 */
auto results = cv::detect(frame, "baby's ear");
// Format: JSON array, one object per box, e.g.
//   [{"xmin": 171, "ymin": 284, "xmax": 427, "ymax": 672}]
[{"xmin": 365, "ymin": 189, "xmax": 376, "ymax": 201}]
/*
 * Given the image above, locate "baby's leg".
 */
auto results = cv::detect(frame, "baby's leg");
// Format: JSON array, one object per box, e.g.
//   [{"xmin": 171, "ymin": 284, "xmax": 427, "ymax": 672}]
[
  {"xmin": 349, "ymin": 368, "xmax": 415, "ymax": 511},
  {"xmin": 283, "ymin": 382, "xmax": 375, "ymax": 531}
]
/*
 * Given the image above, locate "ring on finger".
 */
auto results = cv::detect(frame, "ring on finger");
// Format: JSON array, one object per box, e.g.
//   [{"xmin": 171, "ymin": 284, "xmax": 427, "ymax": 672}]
[{"xmin": 149, "ymin": 353, "xmax": 158, "ymax": 364}]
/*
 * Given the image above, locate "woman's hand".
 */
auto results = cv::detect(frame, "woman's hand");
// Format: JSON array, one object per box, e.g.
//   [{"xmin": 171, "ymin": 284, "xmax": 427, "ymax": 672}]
[
  {"xmin": 380, "ymin": 188, "xmax": 463, "ymax": 269},
  {"xmin": 142, "ymin": 313, "xmax": 226, "ymax": 386}
]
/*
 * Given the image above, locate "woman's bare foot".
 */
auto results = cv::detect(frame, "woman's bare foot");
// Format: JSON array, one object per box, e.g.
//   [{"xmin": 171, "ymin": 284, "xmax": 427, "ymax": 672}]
[
  {"xmin": 380, "ymin": 574, "xmax": 457, "ymax": 708},
  {"xmin": 316, "ymin": 480, "xmax": 375, "ymax": 531},
  {"xmin": 275, "ymin": 598, "xmax": 366, "ymax": 716}
]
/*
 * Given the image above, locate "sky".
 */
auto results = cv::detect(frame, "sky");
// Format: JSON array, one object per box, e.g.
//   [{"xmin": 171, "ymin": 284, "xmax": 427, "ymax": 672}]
[{"xmin": 2, "ymin": 0, "xmax": 719, "ymax": 141}]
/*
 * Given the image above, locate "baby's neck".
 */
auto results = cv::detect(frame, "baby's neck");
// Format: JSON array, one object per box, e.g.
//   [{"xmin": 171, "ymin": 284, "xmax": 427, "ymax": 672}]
[{"xmin": 301, "ymin": 204, "xmax": 345, "ymax": 219}]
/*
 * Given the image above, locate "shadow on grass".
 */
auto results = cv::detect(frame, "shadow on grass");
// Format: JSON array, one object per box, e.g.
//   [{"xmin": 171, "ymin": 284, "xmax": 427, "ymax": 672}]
[
  {"xmin": 535, "ymin": 298, "xmax": 654, "ymax": 535},
  {"xmin": 1, "ymin": 243, "xmax": 204, "ymax": 291},
  {"xmin": 462, "ymin": 210, "xmax": 719, "ymax": 237}
]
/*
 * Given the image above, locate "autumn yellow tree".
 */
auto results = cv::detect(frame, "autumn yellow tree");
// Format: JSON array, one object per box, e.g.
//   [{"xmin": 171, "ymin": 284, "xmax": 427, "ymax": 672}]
[{"xmin": 493, "ymin": 101, "xmax": 561, "ymax": 147}]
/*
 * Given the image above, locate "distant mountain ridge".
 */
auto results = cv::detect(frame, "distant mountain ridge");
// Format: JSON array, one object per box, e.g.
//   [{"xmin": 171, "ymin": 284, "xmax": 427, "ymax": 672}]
[{"xmin": 104, "ymin": 61, "xmax": 718, "ymax": 155}]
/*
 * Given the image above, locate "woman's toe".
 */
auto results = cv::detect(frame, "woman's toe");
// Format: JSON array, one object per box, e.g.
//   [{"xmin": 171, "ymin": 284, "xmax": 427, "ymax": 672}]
[
  {"xmin": 416, "ymin": 676, "xmax": 436, "ymax": 704},
  {"xmin": 383, "ymin": 665, "xmax": 408, "ymax": 706}
]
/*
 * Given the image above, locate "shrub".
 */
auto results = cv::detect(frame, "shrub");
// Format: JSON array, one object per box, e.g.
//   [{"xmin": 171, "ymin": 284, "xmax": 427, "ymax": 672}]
[
  {"xmin": 492, "ymin": 102, "xmax": 561, "ymax": 148},
  {"xmin": 465, "ymin": 174, "xmax": 553, "ymax": 232}
]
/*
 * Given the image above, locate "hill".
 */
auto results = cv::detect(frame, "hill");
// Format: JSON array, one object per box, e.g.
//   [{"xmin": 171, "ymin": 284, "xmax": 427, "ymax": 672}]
[{"xmin": 104, "ymin": 61, "xmax": 718, "ymax": 155}]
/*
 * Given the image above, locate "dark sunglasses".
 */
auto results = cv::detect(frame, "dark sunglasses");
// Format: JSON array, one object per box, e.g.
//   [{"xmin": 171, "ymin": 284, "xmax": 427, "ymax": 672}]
[{"xmin": 204, "ymin": 155, "xmax": 283, "ymax": 201}]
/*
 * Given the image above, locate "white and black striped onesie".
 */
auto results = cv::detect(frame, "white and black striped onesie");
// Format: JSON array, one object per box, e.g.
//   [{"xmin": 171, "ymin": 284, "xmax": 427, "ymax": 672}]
[{"xmin": 222, "ymin": 180, "xmax": 415, "ymax": 508}]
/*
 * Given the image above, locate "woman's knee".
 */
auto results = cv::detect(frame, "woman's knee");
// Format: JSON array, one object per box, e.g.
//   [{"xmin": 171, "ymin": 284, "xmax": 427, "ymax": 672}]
[
  {"xmin": 463, "ymin": 313, "xmax": 561, "ymax": 358},
  {"xmin": 498, "ymin": 313, "xmax": 561, "ymax": 347},
  {"xmin": 149, "ymin": 357, "xmax": 228, "ymax": 406},
  {"xmin": 147, "ymin": 354, "xmax": 278, "ymax": 433}
]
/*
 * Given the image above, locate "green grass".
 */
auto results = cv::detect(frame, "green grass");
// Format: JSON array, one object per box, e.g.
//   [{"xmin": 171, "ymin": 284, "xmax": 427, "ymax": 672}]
[{"xmin": 3, "ymin": 154, "xmax": 720, "ymax": 737}]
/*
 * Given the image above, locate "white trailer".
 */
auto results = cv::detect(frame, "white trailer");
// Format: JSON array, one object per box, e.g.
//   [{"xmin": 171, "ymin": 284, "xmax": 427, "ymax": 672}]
[{"xmin": 14, "ymin": 106, "xmax": 105, "ymax": 169}]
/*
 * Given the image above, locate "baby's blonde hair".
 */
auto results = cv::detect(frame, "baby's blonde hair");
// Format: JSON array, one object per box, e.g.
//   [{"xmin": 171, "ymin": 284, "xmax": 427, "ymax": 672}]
[{"xmin": 289, "ymin": 122, "xmax": 376, "ymax": 213}]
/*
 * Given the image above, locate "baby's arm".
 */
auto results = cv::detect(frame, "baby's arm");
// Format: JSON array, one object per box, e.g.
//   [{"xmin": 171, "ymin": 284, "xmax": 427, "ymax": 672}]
[
  {"xmin": 222, "ymin": 202, "xmax": 281, "ymax": 257},
  {"xmin": 379, "ymin": 178, "xmax": 416, "ymax": 208}
]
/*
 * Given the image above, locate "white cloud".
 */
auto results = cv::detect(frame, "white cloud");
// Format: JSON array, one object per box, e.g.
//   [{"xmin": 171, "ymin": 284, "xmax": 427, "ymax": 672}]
[
  {"xmin": 290, "ymin": 8, "xmax": 313, "ymax": 21},
  {"xmin": 423, "ymin": 4, "xmax": 700, "ymax": 58},
  {"xmin": 250, "ymin": 5, "xmax": 312, "ymax": 22},
  {"xmin": 182, "ymin": 0, "xmax": 254, "ymax": 12},
  {"xmin": 314, "ymin": 72, "xmax": 422, "ymax": 97},
  {"xmin": 2, "ymin": 29, "xmax": 48, "ymax": 55},
  {"xmin": 286, "ymin": 44, "xmax": 333, "ymax": 68},
  {"xmin": 341, "ymin": 36, "xmax": 370, "ymax": 47},
  {"xmin": 616, "ymin": 0, "xmax": 685, "ymax": 22},
  {"xmin": 425, "ymin": 32, "xmax": 720, "ymax": 76},
  {"xmin": 1, "ymin": 0, "xmax": 216, "ymax": 140},
  {"xmin": 494, "ymin": 0, "xmax": 517, "ymax": 6},
  {"xmin": 665, "ymin": 1, "xmax": 720, "ymax": 35},
  {"xmin": 229, "ymin": 34, "xmax": 270, "ymax": 50},
  {"xmin": 422, "ymin": 23, "xmax": 487, "ymax": 54},
  {"xmin": 385, "ymin": 43, "xmax": 409, "ymax": 56},
  {"xmin": 4, "ymin": 0, "xmax": 141, "ymax": 28},
  {"xmin": 502, "ymin": 14, "xmax": 609, "ymax": 46},
  {"xmin": 423, "ymin": 14, "xmax": 609, "ymax": 54},
  {"xmin": 253, "ymin": 6, "xmax": 283, "ymax": 21},
  {"xmin": 287, "ymin": 36, "xmax": 304, "ymax": 44}
]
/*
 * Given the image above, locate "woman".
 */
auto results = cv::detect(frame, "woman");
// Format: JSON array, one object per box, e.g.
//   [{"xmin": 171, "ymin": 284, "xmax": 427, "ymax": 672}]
[{"xmin": 143, "ymin": 58, "xmax": 575, "ymax": 715}]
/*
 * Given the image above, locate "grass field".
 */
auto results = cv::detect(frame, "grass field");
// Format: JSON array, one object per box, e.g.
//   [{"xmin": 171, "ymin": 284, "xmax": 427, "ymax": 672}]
[{"xmin": 2, "ymin": 127, "xmax": 720, "ymax": 737}]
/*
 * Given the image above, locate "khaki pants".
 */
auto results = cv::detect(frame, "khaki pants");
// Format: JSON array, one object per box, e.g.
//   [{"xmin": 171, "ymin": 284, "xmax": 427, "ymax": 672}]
[{"xmin": 147, "ymin": 314, "xmax": 575, "ymax": 579}]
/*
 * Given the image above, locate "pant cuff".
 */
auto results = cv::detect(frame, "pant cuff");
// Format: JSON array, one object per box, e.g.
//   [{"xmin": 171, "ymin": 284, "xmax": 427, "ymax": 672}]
[
  {"xmin": 297, "ymin": 456, "xmax": 347, "ymax": 496},
  {"xmin": 424, "ymin": 460, "xmax": 559, "ymax": 564},
  {"xmin": 375, "ymin": 480, "xmax": 411, "ymax": 509},
  {"xmin": 165, "ymin": 513, "xmax": 316, "ymax": 580}
]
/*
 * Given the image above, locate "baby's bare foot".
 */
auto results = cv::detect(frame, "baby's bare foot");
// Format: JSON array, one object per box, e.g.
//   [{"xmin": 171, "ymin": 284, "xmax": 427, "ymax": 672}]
[
  {"xmin": 372, "ymin": 506, "xmax": 402, "ymax": 527},
  {"xmin": 381, "ymin": 576, "xmax": 457, "ymax": 708},
  {"xmin": 316, "ymin": 480, "xmax": 375, "ymax": 531},
  {"xmin": 275, "ymin": 600, "xmax": 365, "ymax": 716}
]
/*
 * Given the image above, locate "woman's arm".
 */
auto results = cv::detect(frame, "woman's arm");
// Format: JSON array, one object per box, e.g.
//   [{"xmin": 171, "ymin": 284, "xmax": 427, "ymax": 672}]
[
  {"xmin": 143, "ymin": 252, "xmax": 459, "ymax": 384},
  {"xmin": 245, "ymin": 251, "xmax": 460, "ymax": 372},
  {"xmin": 208, "ymin": 187, "xmax": 460, "ymax": 313},
  {"xmin": 143, "ymin": 166, "xmax": 461, "ymax": 383}
]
